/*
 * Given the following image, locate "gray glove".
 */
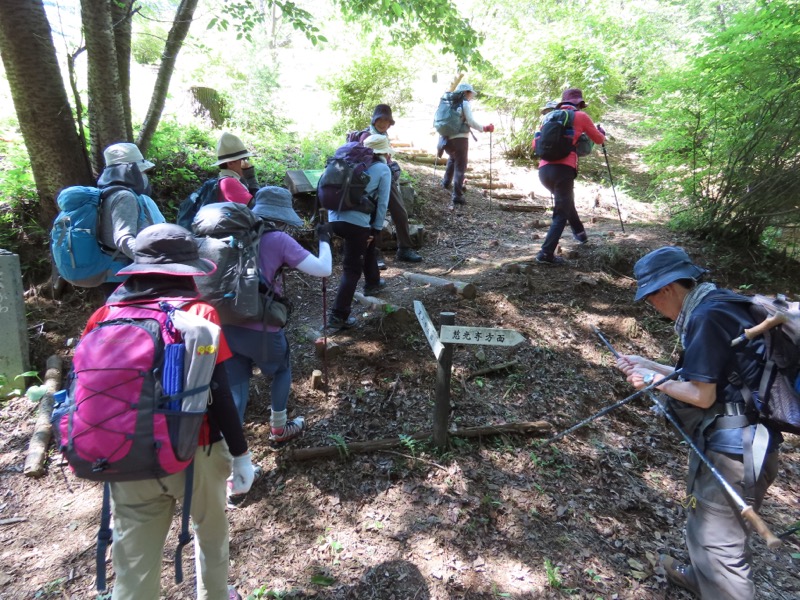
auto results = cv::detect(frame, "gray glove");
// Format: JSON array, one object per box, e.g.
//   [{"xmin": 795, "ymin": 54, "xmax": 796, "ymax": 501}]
[
  {"xmin": 242, "ymin": 165, "xmax": 259, "ymax": 194},
  {"xmin": 227, "ymin": 451, "xmax": 255, "ymax": 495}
]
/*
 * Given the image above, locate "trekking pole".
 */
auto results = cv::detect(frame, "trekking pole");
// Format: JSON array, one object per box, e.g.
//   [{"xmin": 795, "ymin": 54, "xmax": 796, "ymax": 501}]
[
  {"xmin": 545, "ymin": 368, "xmax": 684, "ymax": 445},
  {"xmin": 319, "ymin": 208, "xmax": 330, "ymax": 402},
  {"xmin": 488, "ymin": 131, "xmax": 493, "ymax": 210},
  {"xmin": 778, "ymin": 523, "xmax": 800, "ymax": 539},
  {"xmin": 601, "ymin": 143, "xmax": 625, "ymax": 233},
  {"xmin": 596, "ymin": 329, "xmax": 782, "ymax": 549}
]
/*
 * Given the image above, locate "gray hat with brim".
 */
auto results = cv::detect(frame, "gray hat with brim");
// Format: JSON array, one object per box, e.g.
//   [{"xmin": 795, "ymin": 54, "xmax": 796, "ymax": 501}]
[
  {"xmin": 116, "ymin": 224, "xmax": 217, "ymax": 277},
  {"xmin": 214, "ymin": 132, "xmax": 252, "ymax": 166},
  {"xmin": 251, "ymin": 186, "xmax": 303, "ymax": 228},
  {"xmin": 455, "ymin": 83, "xmax": 476, "ymax": 94},
  {"xmin": 633, "ymin": 246, "xmax": 707, "ymax": 301},
  {"xmin": 103, "ymin": 142, "xmax": 155, "ymax": 172}
]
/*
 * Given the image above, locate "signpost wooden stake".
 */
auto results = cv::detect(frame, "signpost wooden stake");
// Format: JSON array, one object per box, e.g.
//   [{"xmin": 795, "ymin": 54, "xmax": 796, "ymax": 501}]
[{"xmin": 414, "ymin": 300, "xmax": 525, "ymax": 450}]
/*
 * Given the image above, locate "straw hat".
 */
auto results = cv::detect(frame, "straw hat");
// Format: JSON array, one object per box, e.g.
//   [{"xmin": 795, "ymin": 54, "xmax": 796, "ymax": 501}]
[{"xmin": 214, "ymin": 132, "xmax": 252, "ymax": 166}]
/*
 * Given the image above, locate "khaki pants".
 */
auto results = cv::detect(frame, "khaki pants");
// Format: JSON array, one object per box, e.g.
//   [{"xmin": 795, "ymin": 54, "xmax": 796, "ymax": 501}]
[
  {"xmin": 685, "ymin": 449, "xmax": 779, "ymax": 599},
  {"xmin": 109, "ymin": 441, "xmax": 233, "ymax": 600}
]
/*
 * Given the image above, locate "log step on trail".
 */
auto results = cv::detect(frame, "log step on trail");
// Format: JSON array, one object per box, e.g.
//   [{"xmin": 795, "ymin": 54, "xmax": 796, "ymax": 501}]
[
  {"xmin": 402, "ymin": 272, "xmax": 477, "ymax": 300},
  {"xmin": 280, "ymin": 421, "xmax": 552, "ymax": 462}
]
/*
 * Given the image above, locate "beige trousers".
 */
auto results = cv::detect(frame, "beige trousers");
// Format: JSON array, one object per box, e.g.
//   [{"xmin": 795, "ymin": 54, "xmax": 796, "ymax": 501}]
[{"xmin": 109, "ymin": 441, "xmax": 233, "ymax": 600}]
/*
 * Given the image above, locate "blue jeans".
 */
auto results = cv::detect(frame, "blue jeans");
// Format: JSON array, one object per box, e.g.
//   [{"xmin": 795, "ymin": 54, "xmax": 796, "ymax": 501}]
[
  {"xmin": 538, "ymin": 163, "xmax": 585, "ymax": 258},
  {"xmin": 222, "ymin": 325, "xmax": 292, "ymax": 423},
  {"xmin": 443, "ymin": 136, "xmax": 469, "ymax": 203}
]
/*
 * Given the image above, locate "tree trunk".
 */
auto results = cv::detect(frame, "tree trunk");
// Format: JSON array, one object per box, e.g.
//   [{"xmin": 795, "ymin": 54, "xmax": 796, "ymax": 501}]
[
  {"xmin": 136, "ymin": 0, "xmax": 199, "ymax": 154},
  {"xmin": 0, "ymin": 0, "xmax": 93, "ymax": 227},
  {"xmin": 110, "ymin": 0, "xmax": 134, "ymax": 141},
  {"xmin": 81, "ymin": 0, "xmax": 128, "ymax": 173}
]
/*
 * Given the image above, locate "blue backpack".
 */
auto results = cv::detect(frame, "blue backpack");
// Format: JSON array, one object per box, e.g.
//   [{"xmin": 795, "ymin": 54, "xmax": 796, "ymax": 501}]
[
  {"xmin": 176, "ymin": 178, "xmax": 221, "ymax": 230},
  {"xmin": 51, "ymin": 186, "xmax": 164, "ymax": 287},
  {"xmin": 433, "ymin": 92, "xmax": 467, "ymax": 137}
]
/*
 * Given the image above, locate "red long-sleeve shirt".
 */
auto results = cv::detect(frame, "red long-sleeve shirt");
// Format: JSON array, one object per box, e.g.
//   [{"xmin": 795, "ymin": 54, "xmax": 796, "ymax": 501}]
[{"xmin": 537, "ymin": 107, "xmax": 605, "ymax": 170}]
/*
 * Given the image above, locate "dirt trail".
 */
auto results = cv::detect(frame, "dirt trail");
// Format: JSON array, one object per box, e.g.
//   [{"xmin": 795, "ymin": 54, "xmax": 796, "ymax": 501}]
[{"xmin": 2, "ymin": 129, "xmax": 800, "ymax": 599}]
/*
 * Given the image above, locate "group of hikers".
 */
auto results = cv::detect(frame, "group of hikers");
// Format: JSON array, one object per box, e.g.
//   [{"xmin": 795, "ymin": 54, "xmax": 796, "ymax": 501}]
[{"xmin": 49, "ymin": 85, "xmax": 794, "ymax": 600}]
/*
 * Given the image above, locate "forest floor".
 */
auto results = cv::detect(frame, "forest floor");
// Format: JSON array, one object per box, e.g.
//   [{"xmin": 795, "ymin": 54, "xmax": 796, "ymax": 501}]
[{"xmin": 2, "ymin": 111, "xmax": 800, "ymax": 599}]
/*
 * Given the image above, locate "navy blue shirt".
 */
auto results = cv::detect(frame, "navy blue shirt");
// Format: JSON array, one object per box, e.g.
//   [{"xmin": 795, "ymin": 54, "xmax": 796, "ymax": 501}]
[{"xmin": 677, "ymin": 289, "xmax": 772, "ymax": 454}]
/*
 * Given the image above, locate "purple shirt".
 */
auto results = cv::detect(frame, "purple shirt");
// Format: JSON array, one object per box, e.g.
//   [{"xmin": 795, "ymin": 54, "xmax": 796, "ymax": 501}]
[{"xmin": 243, "ymin": 230, "xmax": 309, "ymax": 332}]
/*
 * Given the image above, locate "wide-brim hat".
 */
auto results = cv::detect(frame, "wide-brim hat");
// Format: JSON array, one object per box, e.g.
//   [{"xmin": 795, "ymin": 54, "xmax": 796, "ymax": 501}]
[
  {"xmin": 103, "ymin": 142, "xmax": 155, "ymax": 172},
  {"xmin": 214, "ymin": 132, "xmax": 252, "ymax": 166},
  {"xmin": 362, "ymin": 134, "xmax": 396, "ymax": 156},
  {"xmin": 116, "ymin": 224, "xmax": 217, "ymax": 277},
  {"xmin": 558, "ymin": 88, "xmax": 587, "ymax": 109},
  {"xmin": 455, "ymin": 83, "xmax": 476, "ymax": 94},
  {"xmin": 371, "ymin": 104, "xmax": 395, "ymax": 126},
  {"xmin": 251, "ymin": 186, "xmax": 303, "ymax": 228},
  {"xmin": 540, "ymin": 100, "xmax": 559, "ymax": 115},
  {"xmin": 633, "ymin": 246, "xmax": 707, "ymax": 301}
]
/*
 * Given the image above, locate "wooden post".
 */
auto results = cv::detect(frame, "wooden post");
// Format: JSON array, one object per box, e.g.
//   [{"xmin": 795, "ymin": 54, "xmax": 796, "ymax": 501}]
[{"xmin": 433, "ymin": 312, "xmax": 455, "ymax": 450}]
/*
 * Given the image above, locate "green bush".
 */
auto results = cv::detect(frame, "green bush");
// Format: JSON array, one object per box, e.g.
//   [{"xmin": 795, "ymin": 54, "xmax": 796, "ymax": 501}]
[
  {"xmin": 132, "ymin": 21, "xmax": 165, "ymax": 66},
  {"xmin": 227, "ymin": 63, "xmax": 291, "ymax": 134},
  {"xmin": 642, "ymin": 0, "xmax": 800, "ymax": 252},
  {"xmin": 322, "ymin": 49, "xmax": 414, "ymax": 134}
]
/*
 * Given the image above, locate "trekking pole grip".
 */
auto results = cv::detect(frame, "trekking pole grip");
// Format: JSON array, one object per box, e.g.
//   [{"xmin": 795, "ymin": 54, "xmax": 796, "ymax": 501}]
[
  {"xmin": 741, "ymin": 505, "xmax": 782, "ymax": 549},
  {"xmin": 731, "ymin": 313, "xmax": 788, "ymax": 346}
]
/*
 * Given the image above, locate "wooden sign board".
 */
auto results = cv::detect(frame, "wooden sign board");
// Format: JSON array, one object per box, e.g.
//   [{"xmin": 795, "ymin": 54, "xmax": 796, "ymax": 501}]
[
  {"xmin": 439, "ymin": 325, "xmax": 524, "ymax": 347},
  {"xmin": 413, "ymin": 300, "xmax": 444, "ymax": 359}
]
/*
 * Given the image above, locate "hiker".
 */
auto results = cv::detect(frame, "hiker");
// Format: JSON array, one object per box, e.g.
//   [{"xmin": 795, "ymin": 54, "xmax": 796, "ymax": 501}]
[
  {"xmin": 355, "ymin": 104, "xmax": 422, "ymax": 264},
  {"xmin": 84, "ymin": 223, "xmax": 255, "ymax": 600},
  {"xmin": 615, "ymin": 246, "xmax": 781, "ymax": 599},
  {"xmin": 438, "ymin": 83, "xmax": 494, "ymax": 208},
  {"xmin": 327, "ymin": 134, "xmax": 391, "ymax": 329},
  {"xmin": 534, "ymin": 88, "xmax": 605, "ymax": 265},
  {"xmin": 96, "ymin": 142, "xmax": 165, "ymax": 297},
  {"xmin": 539, "ymin": 100, "xmax": 558, "ymax": 122},
  {"xmin": 214, "ymin": 131, "xmax": 260, "ymax": 205},
  {"xmin": 223, "ymin": 186, "xmax": 332, "ymax": 444}
]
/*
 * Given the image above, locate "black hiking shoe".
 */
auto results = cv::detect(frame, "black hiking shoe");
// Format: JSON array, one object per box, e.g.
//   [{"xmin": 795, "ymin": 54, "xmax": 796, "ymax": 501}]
[
  {"xmin": 329, "ymin": 314, "xmax": 356, "ymax": 330},
  {"xmin": 535, "ymin": 253, "xmax": 566, "ymax": 265},
  {"xmin": 363, "ymin": 278, "xmax": 387, "ymax": 296},
  {"xmin": 396, "ymin": 248, "xmax": 422, "ymax": 263}
]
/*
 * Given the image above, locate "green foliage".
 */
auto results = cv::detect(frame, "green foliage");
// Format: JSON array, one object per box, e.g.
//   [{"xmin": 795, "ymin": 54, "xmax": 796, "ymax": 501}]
[
  {"xmin": 334, "ymin": 0, "xmax": 486, "ymax": 68},
  {"xmin": 322, "ymin": 49, "xmax": 415, "ymax": 134},
  {"xmin": 211, "ymin": 1, "xmax": 327, "ymax": 46},
  {"xmin": 132, "ymin": 17, "xmax": 166, "ymax": 65},
  {"xmin": 227, "ymin": 63, "xmax": 291, "ymax": 134},
  {"xmin": 642, "ymin": 0, "xmax": 800, "ymax": 251},
  {"xmin": 544, "ymin": 558, "xmax": 563, "ymax": 588}
]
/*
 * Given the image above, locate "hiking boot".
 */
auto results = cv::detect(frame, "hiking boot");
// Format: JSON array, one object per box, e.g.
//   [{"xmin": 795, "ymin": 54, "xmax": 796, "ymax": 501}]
[
  {"xmin": 572, "ymin": 231, "xmax": 589, "ymax": 244},
  {"xmin": 396, "ymin": 247, "xmax": 422, "ymax": 263},
  {"xmin": 535, "ymin": 253, "xmax": 566, "ymax": 265},
  {"xmin": 329, "ymin": 314, "xmax": 356, "ymax": 330},
  {"xmin": 270, "ymin": 416, "xmax": 306, "ymax": 448},
  {"xmin": 441, "ymin": 180, "xmax": 452, "ymax": 191},
  {"xmin": 228, "ymin": 586, "xmax": 242, "ymax": 600},
  {"xmin": 226, "ymin": 465, "xmax": 264, "ymax": 509},
  {"xmin": 376, "ymin": 251, "xmax": 387, "ymax": 271},
  {"xmin": 363, "ymin": 278, "xmax": 387, "ymax": 296},
  {"xmin": 453, "ymin": 197, "xmax": 466, "ymax": 206},
  {"xmin": 659, "ymin": 555, "xmax": 699, "ymax": 597}
]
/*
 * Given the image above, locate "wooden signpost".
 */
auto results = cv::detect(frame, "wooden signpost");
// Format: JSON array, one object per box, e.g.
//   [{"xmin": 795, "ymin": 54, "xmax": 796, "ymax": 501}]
[{"xmin": 413, "ymin": 301, "xmax": 525, "ymax": 448}]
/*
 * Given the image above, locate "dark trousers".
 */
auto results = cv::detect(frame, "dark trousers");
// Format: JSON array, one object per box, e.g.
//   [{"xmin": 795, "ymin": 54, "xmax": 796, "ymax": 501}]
[
  {"xmin": 538, "ymin": 163, "xmax": 585, "ymax": 258},
  {"xmin": 442, "ymin": 137, "xmax": 469, "ymax": 203},
  {"xmin": 389, "ymin": 181, "xmax": 413, "ymax": 249},
  {"xmin": 330, "ymin": 221, "xmax": 380, "ymax": 318}
]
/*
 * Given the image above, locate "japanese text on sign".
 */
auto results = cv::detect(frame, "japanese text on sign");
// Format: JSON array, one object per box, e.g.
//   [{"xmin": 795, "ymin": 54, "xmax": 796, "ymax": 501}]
[
  {"xmin": 439, "ymin": 325, "xmax": 524, "ymax": 347},
  {"xmin": 413, "ymin": 301, "xmax": 444, "ymax": 359}
]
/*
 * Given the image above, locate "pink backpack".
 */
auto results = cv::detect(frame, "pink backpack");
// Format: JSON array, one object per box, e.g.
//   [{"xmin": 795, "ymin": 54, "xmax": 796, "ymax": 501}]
[{"xmin": 54, "ymin": 299, "xmax": 220, "ymax": 591}]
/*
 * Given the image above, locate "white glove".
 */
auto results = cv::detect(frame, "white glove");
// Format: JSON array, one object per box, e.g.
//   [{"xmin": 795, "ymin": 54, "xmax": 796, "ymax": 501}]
[{"xmin": 227, "ymin": 452, "xmax": 255, "ymax": 495}]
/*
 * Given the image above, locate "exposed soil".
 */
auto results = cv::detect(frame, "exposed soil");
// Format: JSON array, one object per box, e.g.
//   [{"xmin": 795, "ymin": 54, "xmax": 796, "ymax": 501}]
[{"xmin": 2, "ymin": 120, "xmax": 800, "ymax": 599}]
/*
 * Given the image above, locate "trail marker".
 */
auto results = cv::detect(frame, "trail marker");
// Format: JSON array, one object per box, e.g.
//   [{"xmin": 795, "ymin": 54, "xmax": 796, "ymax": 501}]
[
  {"xmin": 440, "ymin": 325, "xmax": 524, "ymax": 347},
  {"xmin": 413, "ymin": 300, "xmax": 526, "ymax": 449}
]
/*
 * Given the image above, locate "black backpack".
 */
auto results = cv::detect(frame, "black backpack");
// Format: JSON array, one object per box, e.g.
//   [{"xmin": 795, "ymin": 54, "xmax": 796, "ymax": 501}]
[
  {"xmin": 533, "ymin": 109, "xmax": 576, "ymax": 161},
  {"xmin": 316, "ymin": 142, "xmax": 377, "ymax": 214},
  {"xmin": 176, "ymin": 178, "xmax": 221, "ymax": 230}
]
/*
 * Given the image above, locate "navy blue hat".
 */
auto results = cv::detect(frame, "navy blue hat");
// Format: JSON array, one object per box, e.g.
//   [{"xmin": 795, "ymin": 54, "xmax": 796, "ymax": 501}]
[
  {"xmin": 633, "ymin": 247, "xmax": 707, "ymax": 301},
  {"xmin": 371, "ymin": 104, "xmax": 395, "ymax": 126}
]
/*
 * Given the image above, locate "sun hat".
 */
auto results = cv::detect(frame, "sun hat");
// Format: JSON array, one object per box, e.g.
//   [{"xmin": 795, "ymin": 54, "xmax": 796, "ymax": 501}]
[
  {"xmin": 214, "ymin": 132, "xmax": 252, "ymax": 166},
  {"xmin": 103, "ymin": 142, "xmax": 155, "ymax": 172},
  {"xmin": 116, "ymin": 224, "xmax": 216, "ymax": 277},
  {"xmin": 633, "ymin": 246, "xmax": 708, "ymax": 301},
  {"xmin": 540, "ymin": 100, "xmax": 559, "ymax": 115},
  {"xmin": 362, "ymin": 134, "xmax": 395, "ymax": 156},
  {"xmin": 455, "ymin": 83, "xmax": 476, "ymax": 94},
  {"xmin": 558, "ymin": 88, "xmax": 587, "ymax": 109},
  {"xmin": 371, "ymin": 104, "xmax": 395, "ymax": 126},
  {"xmin": 251, "ymin": 187, "xmax": 303, "ymax": 228}
]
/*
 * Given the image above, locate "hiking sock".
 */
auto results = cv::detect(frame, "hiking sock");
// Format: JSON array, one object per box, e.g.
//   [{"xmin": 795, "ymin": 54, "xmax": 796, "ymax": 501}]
[{"xmin": 270, "ymin": 409, "xmax": 288, "ymax": 434}]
